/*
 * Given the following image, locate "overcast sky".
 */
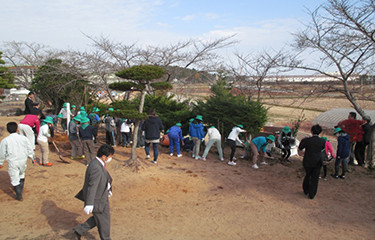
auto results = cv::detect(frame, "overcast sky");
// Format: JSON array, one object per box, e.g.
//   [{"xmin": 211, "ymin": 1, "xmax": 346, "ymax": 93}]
[{"xmin": 1, "ymin": 0, "xmax": 326, "ymax": 60}]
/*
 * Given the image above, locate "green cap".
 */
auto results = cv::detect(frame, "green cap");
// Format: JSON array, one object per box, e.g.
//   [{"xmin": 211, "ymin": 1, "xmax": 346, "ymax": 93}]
[
  {"xmin": 176, "ymin": 123, "xmax": 182, "ymax": 127},
  {"xmin": 189, "ymin": 118, "xmax": 194, "ymax": 123},
  {"xmin": 43, "ymin": 116, "xmax": 54, "ymax": 124},
  {"xmin": 95, "ymin": 107, "xmax": 100, "ymax": 112},
  {"xmin": 57, "ymin": 114, "xmax": 63, "ymax": 118},
  {"xmin": 195, "ymin": 115, "xmax": 203, "ymax": 121},
  {"xmin": 210, "ymin": 126, "xmax": 215, "ymax": 128},
  {"xmin": 80, "ymin": 111, "xmax": 88, "ymax": 118},
  {"xmin": 237, "ymin": 124, "xmax": 244, "ymax": 129},
  {"xmin": 71, "ymin": 105, "xmax": 76, "ymax": 108},
  {"xmin": 62, "ymin": 103, "xmax": 67, "ymax": 108},
  {"xmin": 282, "ymin": 126, "xmax": 291, "ymax": 133},
  {"xmin": 73, "ymin": 115, "xmax": 81, "ymax": 122},
  {"xmin": 108, "ymin": 108, "xmax": 114, "ymax": 111},
  {"xmin": 79, "ymin": 106, "xmax": 85, "ymax": 111},
  {"xmin": 80, "ymin": 117, "xmax": 90, "ymax": 123},
  {"xmin": 334, "ymin": 127, "xmax": 342, "ymax": 134},
  {"xmin": 266, "ymin": 135, "xmax": 275, "ymax": 142}
]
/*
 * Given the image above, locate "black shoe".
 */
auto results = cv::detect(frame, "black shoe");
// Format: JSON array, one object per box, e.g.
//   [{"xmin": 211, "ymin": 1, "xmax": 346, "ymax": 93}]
[
  {"xmin": 13, "ymin": 185, "xmax": 23, "ymax": 201},
  {"xmin": 20, "ymin": 178, "xmax": 25, "ymax": 191},
  {"xmin": 339, "ymin": 175, "xmax": 345, "ymax": 179},
  {"xmin": 72, "ymin": 229, "xmax": 81, "ymax": 240},
  {"xmin": 331, "ymin": 174, "xmax": 338, "ymax": 179}
]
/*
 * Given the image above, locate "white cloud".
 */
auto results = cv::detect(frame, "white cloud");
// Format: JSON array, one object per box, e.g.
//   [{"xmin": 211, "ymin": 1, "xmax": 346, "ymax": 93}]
[
  {"xmin": 202, "ymin": 18, "xmax": 300, "ymax": 52},
  {"xmin": 179, "ymin": 14, "xmax": 196, "ymax": 21},
  {"xmin": 205, "ymin": 13, "xmax": 219, "ymax": 20}
]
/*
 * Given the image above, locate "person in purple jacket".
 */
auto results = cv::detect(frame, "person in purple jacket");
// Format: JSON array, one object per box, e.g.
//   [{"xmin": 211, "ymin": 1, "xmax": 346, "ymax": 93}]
[
  {"xmin": 168, "ymin": 123, "xmax": 184, "ymax": 157},
  {"xmin": 331, "ymin": 127, "xmax": 350, "ymax": 179}
]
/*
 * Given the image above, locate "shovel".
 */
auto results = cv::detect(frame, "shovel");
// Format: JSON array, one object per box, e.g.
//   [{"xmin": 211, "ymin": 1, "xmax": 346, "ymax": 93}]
[{"xmin": 51, "ymin": 140, "xmax": 70, "ymax": 164}]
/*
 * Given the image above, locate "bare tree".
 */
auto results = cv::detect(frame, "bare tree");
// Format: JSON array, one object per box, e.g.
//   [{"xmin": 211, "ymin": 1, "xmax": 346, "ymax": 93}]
[
  {"xmin": 288, "ymin": 0, "xmax": 375, "ymax": 117},
  {"xmin": 231, "ymin": 49, "xmax": 287, "ymax": 102},
  {"xmin": 287, "ymin": 0, "xmax": 375, "ymax": 166},
  {"xmin": 84, "ymin": 34, "xmax": 237, "ymax": 102},
  {"xmin": 2, "ymin": 41, "xmax": 65, "ymax": 89}
]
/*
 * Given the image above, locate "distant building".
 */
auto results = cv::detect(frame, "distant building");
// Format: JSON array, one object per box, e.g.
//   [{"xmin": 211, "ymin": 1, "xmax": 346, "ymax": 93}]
[{"xmin": 262, "ymin": 73, "xmax": 360, "ymax": 83}]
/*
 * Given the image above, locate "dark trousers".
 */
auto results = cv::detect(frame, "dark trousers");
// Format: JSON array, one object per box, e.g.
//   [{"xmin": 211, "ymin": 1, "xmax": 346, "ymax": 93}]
[
  {"xmin": 73, "ymin": 202, "xmax": 111, "ymax": 240},
  {"xmin": 116, "ymin": 128, "xmax": 122, "ymax": 145},
  {"xmin": 322, "ymin": 165, "xmax": 327, "ymax": 178},
  {"xmin": 282, "ymin": 147, "xmax": 291, "ymax": 160},
  {"xmin": 303, "ymin": 166, "xmax": 321, "ymax": 199},
  {"xmin": 106, "ymin": 131, "xmax": 115, "ymax": 146},
  {"xmin": 93, "ymin": 127, "xmax": 99, "ymax": 143},
  {"xmin": 121, "ymin": 132, "xmax": 131, "ymax": 146},
  {"xmin": 226, "ymin": 139, "xmax": 236, "ymax": 161},
  {"xmin": 334, "ymin": 157, "xmax": 348, "ymax": 176},
  {"xmin": 61, "ymin": 119, "xmax": 67, "ymax": 131},
  {"xmin": 137, "ymin": 129, "xmax": 145, "ymax": 147},
  {"xmin": 348, "ymin": 142, "xmax": 355, "ymax": 164},
  {"xmin": 354, "ymin": 141, "xmax": 367, "ymax": 166}
]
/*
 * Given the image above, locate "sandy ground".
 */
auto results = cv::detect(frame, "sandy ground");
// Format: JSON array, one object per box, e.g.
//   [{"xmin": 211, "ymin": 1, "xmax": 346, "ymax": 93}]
[{"xmin": 0, "ymin": 115, "xmax": 375, "ymax": 240}]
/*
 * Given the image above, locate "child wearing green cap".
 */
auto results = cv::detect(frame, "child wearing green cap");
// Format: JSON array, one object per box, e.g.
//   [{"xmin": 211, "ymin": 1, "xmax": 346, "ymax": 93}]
[
  {"xmin": 88, "ymin": 108, "xmax": 101, "ymax": 143},
  {"xmin": 58, "ymin": 103, "xmax": 68, "ymax": 132},
  {"xmin": 36, "ymin": 117, "xmax": 54, "ymax": 166},
  {"xmin": 79, "ymin": 117, "xmax": 96, "ymax": 165},
  {"xmin": 331, "ymin": 127, "xmax": 350, "ymax": 179},
  {"xmin": 320, "ymin": 137, "xmax": 335, "ymax": 181},
  {"xmin": 189, "ymin": 115, "xmax": 205, "ymax": 160},
  {"xmin": 277, "ymin": 126, "xmax": 295, "ymax": 162},
  {"xmin": 250, "ymin": 135, "xmax": 275, "ymax": 169},
  {"xmin": 69, "ymin": 116, "xmax": 84, "ymax": 159},
  {"xmin": 71, "ymin": 105, "xmax": 76, "ymax": 117},
  {"xmin": 226, "ymin": 125, "xmax": 246, "ymax": 166},
  {"xmin": 168, "ymin": 123, "xmax": 184, "ymax": 157},
  {"xmin": 202, "ymin": 126, "xmax": 223, "ymax": 161}
]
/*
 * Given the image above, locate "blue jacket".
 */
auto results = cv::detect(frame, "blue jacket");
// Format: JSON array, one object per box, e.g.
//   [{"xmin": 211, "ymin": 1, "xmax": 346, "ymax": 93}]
[
  {"xmin": 168, "ymin": 126, "xmax": 183, "ymax": 141},
  {"xmin": 189, "ymin": 122, "xmax": 205, "ymax": 139},
  {"xmin": 252, "ymin": 136, "xmax": 268, "ymax": 153},
  {"xmin": 337, "ymin": 133, "xmax": 350, "ymax": 158}
]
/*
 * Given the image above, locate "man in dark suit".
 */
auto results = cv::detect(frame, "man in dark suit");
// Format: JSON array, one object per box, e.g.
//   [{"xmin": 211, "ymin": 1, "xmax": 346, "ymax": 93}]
[
  {"xmin": 73, "ymin": 144, "xmax": 115, "ymax": 240},
  {"xmin": 298, "ymin": 124, "xmax": 326, "ymax": 200},
  {"xmin": 24, "ymin": 92, "xmax": 34, "ymax": 115}
]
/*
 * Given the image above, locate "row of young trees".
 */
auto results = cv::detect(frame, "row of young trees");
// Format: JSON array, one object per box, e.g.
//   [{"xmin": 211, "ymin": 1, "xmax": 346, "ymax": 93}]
[{"xmin": 107, "ymin": 65, "xmax": 267, "ymax": 168}]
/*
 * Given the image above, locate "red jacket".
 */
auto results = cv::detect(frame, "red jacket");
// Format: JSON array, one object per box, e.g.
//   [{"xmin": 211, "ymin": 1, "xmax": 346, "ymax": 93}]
[
  {"xmin": 20, "ymin": 114, "xmax": 40, "ymax": 134},
  {"xmin": 338, "ymin": 119, "xmax": 364, "ymax": 143}
]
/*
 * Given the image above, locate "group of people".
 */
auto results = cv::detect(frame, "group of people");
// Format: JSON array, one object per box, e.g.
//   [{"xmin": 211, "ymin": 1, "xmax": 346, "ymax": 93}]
[
  {"xmin": 299, "ymin": 111, "xmax": 372, "ymax": 200},
  {"xmin": 0, "ymin": 93, "xmax": 373, "ymax": 239}
]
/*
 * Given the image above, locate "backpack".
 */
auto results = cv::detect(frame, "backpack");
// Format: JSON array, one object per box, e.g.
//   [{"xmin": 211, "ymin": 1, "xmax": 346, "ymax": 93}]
[{"xmin": 89, "ymin": 113, "xmax": 100, "ymax": 127}]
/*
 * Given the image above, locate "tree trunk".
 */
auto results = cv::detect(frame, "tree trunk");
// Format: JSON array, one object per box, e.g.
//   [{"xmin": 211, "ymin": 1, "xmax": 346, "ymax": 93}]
[
  {"xmin": 130, "ymin": 120, "xmax": 140, "ymax": 161},
  {"xmin": 367, "ymin": 124, "xmax": 375, "ymax": 168},
  {"xmin": 129, "ymin": 90, "xmax": 147, "ymax": 168}
]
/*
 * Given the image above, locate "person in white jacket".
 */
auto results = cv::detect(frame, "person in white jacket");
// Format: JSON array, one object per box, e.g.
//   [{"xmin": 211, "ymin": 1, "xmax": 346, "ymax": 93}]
[
  {"xmin": 0, "ymin": 122, "xmax": 33, "ymax": 201},
  {"xmin": 226, "ymin": 124, "xmax": 246, "ymax": 166},
  {"xmin": 202, "ymin": 126, "xmax": 224, "ymax": 161},
  {"xmin": 37, "ymin": 116, "xmax": 54, "ymax": 166}
]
